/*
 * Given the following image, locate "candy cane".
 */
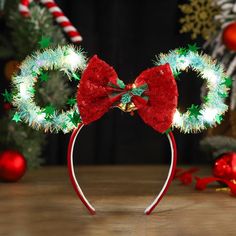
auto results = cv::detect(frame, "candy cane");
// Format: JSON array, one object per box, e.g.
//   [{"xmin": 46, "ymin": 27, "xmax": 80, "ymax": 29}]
[
  {"xmin": 19, "ymin": 0, "xmax": 82, "ymax": 43},
  {"xmin": 19, "ymin": 0, "xmax": 33, "ymax": 16}
]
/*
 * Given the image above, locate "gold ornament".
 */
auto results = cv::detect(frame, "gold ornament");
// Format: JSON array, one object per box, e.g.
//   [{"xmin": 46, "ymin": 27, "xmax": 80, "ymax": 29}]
[
  {"xmin": 216, "ymin": 180, "xmax": 236, "ymax": 193},
  {"xmin": 116, "ymin": 84, "xmax": 139, "ymax": 113},
  {"xmin": 179, "ymin": 0, "xmax": 220, "ymax": 40},
  {"xmin": 215, "ymin": 187, "xmax": 230, "ymax": 193},
  {"xmin": 117, "ymin": 102, "xmax": 137, "ymax": 113}
]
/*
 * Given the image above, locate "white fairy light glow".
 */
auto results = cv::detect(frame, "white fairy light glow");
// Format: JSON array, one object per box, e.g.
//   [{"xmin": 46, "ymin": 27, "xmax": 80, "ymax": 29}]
[
  {"xmin": 36, "ymin": 113, "xmax": 46, "ymax": 122},
  {"xmin": 178, "ymin": 58, "xmax": 190, "ymax": 71},
  {"xmin": 202, "ymin": 69, "xmax": 218, "ymax": 85},
  {"xmin": 65, "ymin": 50, "xmax": 84, "ymax": 70},
  {"xmin": 19, "ymin": 83, "xmax": 30, "ymax": 99},
  {"xmin": 201, "ymin": 108, "xmax": 219, "ymax": 123},
  {"xmin": 173, "ymin": 110, "xmax": 182, "ymax": 125}
]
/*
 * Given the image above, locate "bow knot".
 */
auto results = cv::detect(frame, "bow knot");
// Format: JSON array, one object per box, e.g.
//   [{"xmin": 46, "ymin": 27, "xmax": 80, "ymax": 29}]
[
  {"xmin": 77, "ymin": 55, "xmax": 178, "ymax": 133},
  {"xmin": 107, "ymin": 78, "xmax": 149, "ymax": 112}
]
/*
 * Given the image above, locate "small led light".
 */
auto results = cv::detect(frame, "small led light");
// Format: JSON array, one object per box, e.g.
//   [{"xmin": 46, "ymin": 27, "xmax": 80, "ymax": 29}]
[
  {"xmin": 203, "ymin": 69, "xmax": 218, "ymax": 85},
  {"xmin": 36, "ymin": 113, "xmax": 46, "ymax": 122},
  {"xmin": 202, "ymin": 108, "xmax": 218, "ymax": 123},
  {"xmin": 65, "ymin": 50, "xmax": 85, "ymax": 70},
  {"xmin": 19, "ymin": 83, "xmax": 30, "ymax": 99},
  {"xmin": 173, "ymin": 110, "xmax": 182, "ymax": 125},
  {"xmin": 178, "ymin": 59, "xmax": 190, "ymax": 71}
]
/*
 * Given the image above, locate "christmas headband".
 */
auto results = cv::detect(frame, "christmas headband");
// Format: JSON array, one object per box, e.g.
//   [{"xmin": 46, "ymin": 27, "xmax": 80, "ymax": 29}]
[{"xmin": 11, "ymin": 45, "xmax": 230, "ymax": 215}]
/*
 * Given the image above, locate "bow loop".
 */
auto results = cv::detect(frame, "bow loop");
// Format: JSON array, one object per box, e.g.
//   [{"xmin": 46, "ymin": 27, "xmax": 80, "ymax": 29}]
[{"xmin": 77, "ymin": 55, "xmax": 178, "ymax": 133}]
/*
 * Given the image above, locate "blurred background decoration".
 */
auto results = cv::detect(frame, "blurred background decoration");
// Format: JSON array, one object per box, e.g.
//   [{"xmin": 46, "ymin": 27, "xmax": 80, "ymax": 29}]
[
  {"xmin": 1, "ymin": 0, "xmax": 236, "ymax": 168},
  {"xmin": 0, "ymin": 0, "xmax": 70, "ymax": 168},
  {"xmin": 179, "ymin": 0, "xmax": 236, "ymax": 164}
]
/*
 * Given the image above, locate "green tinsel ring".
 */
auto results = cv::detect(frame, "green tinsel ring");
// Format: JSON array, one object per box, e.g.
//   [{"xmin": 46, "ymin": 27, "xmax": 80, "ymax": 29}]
[
  {"xmin": 156, "ymin": 48, "xmax": 230, "ymax": 133},
  {"xmin": 11, "ymin": 46, "xmax": 87, "ymax": 133}
]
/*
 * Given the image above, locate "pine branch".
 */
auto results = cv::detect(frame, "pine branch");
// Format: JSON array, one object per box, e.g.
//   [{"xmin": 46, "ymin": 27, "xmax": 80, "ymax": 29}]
[
  {"xmin": 0, "ymin": 35, "xmax": 14, "ymax": 58},
  {"xmin": 36, "ymin": 71, "xmax": 72, "ymax": 109},
  {"xmin": 0, "ymin": 113, "xmax": 45, "ymax": 168},
  {"xmin": 6, "ymin": 1, "xmax": 66, "ymax": 60},
  {"xmin": 0, "ymin": 0, "xmax": 5, "ymax": 11}
]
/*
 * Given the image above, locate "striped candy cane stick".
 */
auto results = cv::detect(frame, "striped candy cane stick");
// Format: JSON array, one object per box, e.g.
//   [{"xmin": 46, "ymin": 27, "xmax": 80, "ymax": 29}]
[
  {"xmin": 19, "ymin": 0, "xmax": 33, "ymax": 16},
  {"xmin": 41, "ymin": 0, "xmax": 82, "ymax": 43},
  {"xmin": 19, "ymin": 0, "xmax": 82, "ymax": 43}
]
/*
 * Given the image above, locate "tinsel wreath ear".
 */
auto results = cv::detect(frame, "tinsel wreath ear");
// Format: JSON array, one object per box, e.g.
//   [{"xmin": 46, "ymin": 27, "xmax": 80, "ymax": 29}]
[
  {"xmin": 155, "ymin": 46, "xmax": 231, "ymax": 133},
  {"xmin": 11, "ymin": 45, "xmax": 87, "ymax": 133}
]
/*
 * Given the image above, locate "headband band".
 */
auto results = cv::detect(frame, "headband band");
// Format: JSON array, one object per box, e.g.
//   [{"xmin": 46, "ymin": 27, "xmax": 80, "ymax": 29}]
[
  {"xmin": 67, "ymin": 124, "xmax": 177, "ymax": 215},
  {"xmin": 66, "ymin": 55, "xmax": 179, "ymax": 214}
]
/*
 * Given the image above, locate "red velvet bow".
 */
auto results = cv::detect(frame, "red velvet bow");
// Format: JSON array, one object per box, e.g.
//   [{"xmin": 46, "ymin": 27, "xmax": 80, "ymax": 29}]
[{"xmin": 77, "ymin": 55, "xmax": 178, "ymax": 133}]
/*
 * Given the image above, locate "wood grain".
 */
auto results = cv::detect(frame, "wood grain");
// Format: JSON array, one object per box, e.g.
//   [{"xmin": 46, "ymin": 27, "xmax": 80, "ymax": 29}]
[{"xmin": 0, "ymin": 166, "xmax": 235, "ymax": 236}]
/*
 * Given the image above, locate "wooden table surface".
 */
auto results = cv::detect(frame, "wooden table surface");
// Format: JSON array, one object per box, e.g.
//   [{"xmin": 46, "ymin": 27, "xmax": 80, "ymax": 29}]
[{"xmin": 0, "ymin": 166, "xmax": 235, "ymax": 236}]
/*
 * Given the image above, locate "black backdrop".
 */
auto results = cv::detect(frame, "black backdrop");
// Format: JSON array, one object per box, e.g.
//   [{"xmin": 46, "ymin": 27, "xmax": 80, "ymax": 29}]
[{"xmin": 2, "ymin": 0, "xmax": 207, "ymax": 165}]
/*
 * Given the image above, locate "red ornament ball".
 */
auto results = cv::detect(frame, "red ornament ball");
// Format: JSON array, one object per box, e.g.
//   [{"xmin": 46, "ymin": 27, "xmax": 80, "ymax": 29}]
[
  {"xmin": 3, "ymin": 103, "xmax": 11, "ymax": 111},
  {"xmin": 213, "ymin": 152, "xmax": 236, "ymax": 181},
  {"xmin": 0, "ymin": 150, "xmax": 27, "ymax": 182},
  {"xmin": 222, "ymin": 22, "xmax": 236, "ymax": 51}
]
